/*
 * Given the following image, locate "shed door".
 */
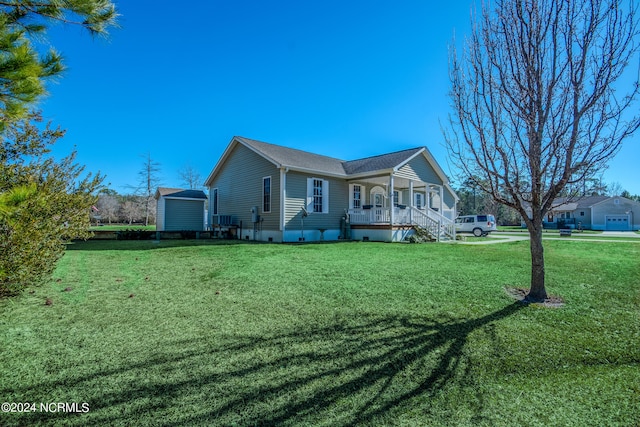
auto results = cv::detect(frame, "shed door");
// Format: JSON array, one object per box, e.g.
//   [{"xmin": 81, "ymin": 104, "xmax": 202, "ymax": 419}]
[{"xmin": 605, "ymin": 215, "xmax": 630, "ymax": 231}]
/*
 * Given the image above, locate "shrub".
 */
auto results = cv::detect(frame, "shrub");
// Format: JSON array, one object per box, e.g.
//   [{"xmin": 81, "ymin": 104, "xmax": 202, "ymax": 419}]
[
  {"xmin": 0, "ymin": 118, "xmax": 102, "ymax": 295},
  {"xmin": 116, "ymin": 229, "xmax": 155, "ymax": 240}
]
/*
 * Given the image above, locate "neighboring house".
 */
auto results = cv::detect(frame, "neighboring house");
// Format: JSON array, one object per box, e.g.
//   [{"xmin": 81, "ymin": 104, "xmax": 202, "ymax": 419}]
[
  {"xmin": 204, "ymin": 136, "xmax": 458, "ymax": 242},
  {"xmin": 155, "ymin": 188, "xmax": 208, "ymax": 231},
  {"xmin": 528, "ymin": 195, "xmax": 640, "ymax": 230}
]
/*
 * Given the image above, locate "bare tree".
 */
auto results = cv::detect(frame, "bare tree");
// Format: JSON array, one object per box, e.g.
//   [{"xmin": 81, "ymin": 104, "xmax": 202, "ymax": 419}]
[
  {"xmin": 135, "ymin": 152, "xmax": 162, "ymax": 226},
  {"xmin": 96, "ymin": 193, "xmax": 120, "ymax": 224},
  {"xmin": 606, "ymin": 181, "xmax": 625, "ymax": 197},
  {"xmin": 178, "ymin": 163, "xmax": 203, "ymax": 190},
  {"xmin": 446, "ymin": 0, "xmax": 640, "ymax": 301},
  {"xmin": 121, "ymin": 197, "xmax": 143, "ymax": 225}
]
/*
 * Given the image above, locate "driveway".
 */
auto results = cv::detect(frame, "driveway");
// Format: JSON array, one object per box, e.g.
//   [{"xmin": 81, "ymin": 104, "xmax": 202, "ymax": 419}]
[{"xmin": 456, "ymin": 234, "xmax": 529, "ymax": 245}]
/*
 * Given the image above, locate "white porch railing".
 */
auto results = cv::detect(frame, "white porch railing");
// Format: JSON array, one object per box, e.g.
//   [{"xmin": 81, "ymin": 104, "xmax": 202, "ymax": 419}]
[
  {"xmin": 347, "ymin": 207, "xmax": 456, "ymax": 241},
  {"xmin": 348, "ymin": 207, "xmax": 410, "ymax": 224},
  {"xmin": 348, "ymin": 207, "xmax": 391, "ymax": 224}
]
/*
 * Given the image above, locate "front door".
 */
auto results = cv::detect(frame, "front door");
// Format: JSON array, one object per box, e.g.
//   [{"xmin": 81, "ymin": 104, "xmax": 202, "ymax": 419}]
[
  {"xmin": 371, "ymin": 186, "xmax": 386, "ymax": 207},
  {"xmin": 370, "ymin": 186, "xmax": 387, "ymax": 223}
]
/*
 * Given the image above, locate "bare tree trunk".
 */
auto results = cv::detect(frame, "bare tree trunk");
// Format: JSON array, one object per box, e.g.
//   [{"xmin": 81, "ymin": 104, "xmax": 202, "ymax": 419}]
[{"xmin": 527, "ymin": 215, "xmax": 547, "ymax": 302}]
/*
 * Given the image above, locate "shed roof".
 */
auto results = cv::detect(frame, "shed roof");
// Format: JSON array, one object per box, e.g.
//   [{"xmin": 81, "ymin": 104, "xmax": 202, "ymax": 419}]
[{"xmin": 155, "ymin": 187, "xmax": 207, "ymax": 200}]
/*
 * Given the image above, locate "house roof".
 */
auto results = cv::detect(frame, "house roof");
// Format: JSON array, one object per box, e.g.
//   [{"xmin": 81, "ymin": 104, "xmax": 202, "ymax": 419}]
[
  {"xmin": 204, "ymin": 136, "xmax": 450, "ymax": 187},
  {"xmin": 552, "ymin": 195, "xmax": 610, "ymax": 210},
  {"xmin": 237, "ymin": 136, "xmax": 347, "ymax": 176},
  {"xmin": 342, "ymin": 147, "xmax": 424, "ymax": 174},
  {"xmin": 155, "ymin": 187, "xmax": 207, "ymax": 200}
]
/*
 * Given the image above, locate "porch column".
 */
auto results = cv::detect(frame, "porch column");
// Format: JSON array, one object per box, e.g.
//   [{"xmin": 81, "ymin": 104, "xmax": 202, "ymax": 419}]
[
  {"xmin": 439, "ymin": 185, "xmax": 444, "ymax": 215},
  {"xmin": 389, "ymin": 174, "xmax": 395, "ymax": 225},
  {"xmin": 426, "ymin": 184, "xmax": 431, "ymax": 210},
  {"xmin": 409, "ymin": 180, "xmax": 414, "ymax": 223}
]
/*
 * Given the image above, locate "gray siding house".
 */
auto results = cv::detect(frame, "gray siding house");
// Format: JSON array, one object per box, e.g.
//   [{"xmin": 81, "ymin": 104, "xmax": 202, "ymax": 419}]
[
  {"xmin": 204, "ymin": 136, "xmax": 458, "ymax": 242},
  {"xmin": 541, "ymin": 195, "xmax": 640, "ymax": 231},
  {"xmin": 155, "ymin": 188, "xmax": 207, "ymax": 231}
]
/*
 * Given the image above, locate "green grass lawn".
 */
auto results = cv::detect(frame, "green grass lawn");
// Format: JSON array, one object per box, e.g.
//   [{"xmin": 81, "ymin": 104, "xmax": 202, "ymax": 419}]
[
  {"xmin": 89, "ymin": 224, "xmax": 156, "ymax": 231},
  {"xmin": 1, "ymin": 240, "xmax": 639, "ymax": 426}
]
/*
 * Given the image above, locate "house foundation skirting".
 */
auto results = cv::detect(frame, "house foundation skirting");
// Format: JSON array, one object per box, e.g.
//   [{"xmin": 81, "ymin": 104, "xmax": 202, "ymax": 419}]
[
  {"xmin": 257, "ymin": 226, "xmax": 419, "ymax": 243},
  {"xmin": 237, "ymin": 229, "xmax": 283, "ymax": 242},
  {"xmin": 350, "ymin": 225, "xmax": 415, "ymax": 242},
  {"xmin": 283, "ymin": 228, "xmax": 341, "ymax": 242}
]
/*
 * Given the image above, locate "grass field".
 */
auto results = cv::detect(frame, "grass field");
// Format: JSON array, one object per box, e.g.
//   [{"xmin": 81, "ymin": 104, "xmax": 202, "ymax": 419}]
[
  {"xmin": 1, "ymin": 240, "xmax": 639, "ymax": 426},
  {"xmin": 89, "ymin": 224, "xmax": 156, "ymax": 231}
]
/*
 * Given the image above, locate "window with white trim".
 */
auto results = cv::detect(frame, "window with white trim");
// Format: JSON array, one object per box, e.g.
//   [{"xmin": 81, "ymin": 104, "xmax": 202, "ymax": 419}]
[
  {"xmin": 313, "ymin": 179, "xmax": 323, "ymax": 212},
  {"xmin": 307, "ymin": 178, "xmax": 329, "ymax": 213},
  {"xmin": 350, "ymin": 184, "xmax": 363, "ymax": 209},
  {"xmin": 414, "ymin": 193, "xmax": 424, "ymax": 209},
  {"xmin": 393, "ymin": 190, "xmax": 400, "ymax": 206},
  {"xmin": 263, "ymin": 176, "xmax": 271, "ymax": 213}
]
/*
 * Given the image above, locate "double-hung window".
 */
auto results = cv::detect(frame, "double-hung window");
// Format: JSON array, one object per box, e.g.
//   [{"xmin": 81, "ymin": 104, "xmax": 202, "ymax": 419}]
[
  {"xmin": 313, "ymin": 179, "xmax": 323, "ymax": 213},
  {"xmin": 351, "ymin": 184, "xmax": 362, "ymax": 209},
  {"xmin": 307, "ymin": 178, "xmax": 329, "ymax": 213},
  {"xmin": 263, "ymin": 176, "xmax": 271, "ymax": 213}
]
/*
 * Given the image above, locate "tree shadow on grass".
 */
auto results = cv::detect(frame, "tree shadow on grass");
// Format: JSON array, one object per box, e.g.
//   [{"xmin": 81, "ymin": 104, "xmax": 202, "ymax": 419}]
[{"xmin": 6, "ymin": 303, "xmax": 524, "ymax": 426}]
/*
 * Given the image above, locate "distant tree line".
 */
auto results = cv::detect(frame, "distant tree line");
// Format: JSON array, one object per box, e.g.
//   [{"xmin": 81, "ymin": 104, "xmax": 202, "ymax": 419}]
[{"xmin": 93, "ymin": 191, "xmax": 157, "ymax": 226}]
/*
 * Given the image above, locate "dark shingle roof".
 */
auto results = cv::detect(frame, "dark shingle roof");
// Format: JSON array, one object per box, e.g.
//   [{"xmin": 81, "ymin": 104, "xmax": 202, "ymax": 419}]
[
  {"xmin": 553, "ymin": 195, "xmax": 610, "ymax": 208},
  {"xmin": 236, "ymin": 136, "xmax": 426, "ymax": 177},
  {"xmin": 342, "ymin": 147, "xmax": 424, "ymax": 174},
  {"xmin": 156, "ymin": 187, "xmax": 207, "ymax": 199},
  {"xmin": 237, "ymin": 137, "xmax": 347, "ymax": 176}
]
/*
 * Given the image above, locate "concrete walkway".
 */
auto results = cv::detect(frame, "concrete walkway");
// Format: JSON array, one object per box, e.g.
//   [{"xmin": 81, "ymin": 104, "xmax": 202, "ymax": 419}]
[
  {"xmin": 456, "ymin": 231, "xmax": 640, "ymax": 245},
  {"xmin": 456, "ymin": 234, "xmax": 529, "ymax": 245},
  {"xmin": 599, "ymin": 231, "xmax": 640, "ymax": 238}
]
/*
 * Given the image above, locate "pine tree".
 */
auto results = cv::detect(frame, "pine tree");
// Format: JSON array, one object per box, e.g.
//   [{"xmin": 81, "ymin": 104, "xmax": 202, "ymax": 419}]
[
  {"xmin": 0, "ymin": 1, "xmax": 117, "ymax": 294},
  {"xmin": 0, "ymin": 1, "xmax": 117, "ymax": 127}
]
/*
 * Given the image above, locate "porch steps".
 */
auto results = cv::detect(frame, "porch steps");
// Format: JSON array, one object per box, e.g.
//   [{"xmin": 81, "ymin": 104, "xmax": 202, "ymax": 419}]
[
  {"xmin": 411, "ymin": 224, "xmax": 453, "ymax": 242},
  {"xmin": 410, "ymin": 207, "xmax": 456, "ymax": 242}
]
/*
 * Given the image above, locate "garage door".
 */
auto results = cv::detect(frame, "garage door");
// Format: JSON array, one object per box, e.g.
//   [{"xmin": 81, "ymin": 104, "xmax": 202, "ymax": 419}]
[{"xmin": 605, "ymin": 215, "xmax": 630, "ymax": 231}]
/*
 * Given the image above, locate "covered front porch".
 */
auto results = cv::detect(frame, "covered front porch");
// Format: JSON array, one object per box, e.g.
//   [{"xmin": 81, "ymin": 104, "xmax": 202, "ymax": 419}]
[{"xmin": 345, "ymin": 174, "xmax": 456, "ymax": 241}]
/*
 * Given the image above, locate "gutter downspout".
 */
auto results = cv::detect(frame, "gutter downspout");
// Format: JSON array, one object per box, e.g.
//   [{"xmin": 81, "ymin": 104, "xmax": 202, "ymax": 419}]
[{"xmin": 280, "ymin": 167, "xmax": 288, "ymax": 241}]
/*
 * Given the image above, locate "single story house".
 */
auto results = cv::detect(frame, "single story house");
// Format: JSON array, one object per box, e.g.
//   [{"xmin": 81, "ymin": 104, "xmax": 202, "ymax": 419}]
[
  {"xmin": 155, "ymin": 188, "xmax": 208, "ymax": 231},
  {"xmin": 533, "ymin": 195, "xmax": 640, "ymax": 230},
  {"xmin": 204, "ymin": 136, "xmax": 458, "ymax": 242}
]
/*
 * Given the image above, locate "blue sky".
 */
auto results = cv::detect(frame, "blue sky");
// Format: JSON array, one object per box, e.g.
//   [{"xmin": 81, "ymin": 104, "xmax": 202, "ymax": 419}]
[{"xmin": 38, "ymin": 1, "xmax": 640, "ymax": 195}]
